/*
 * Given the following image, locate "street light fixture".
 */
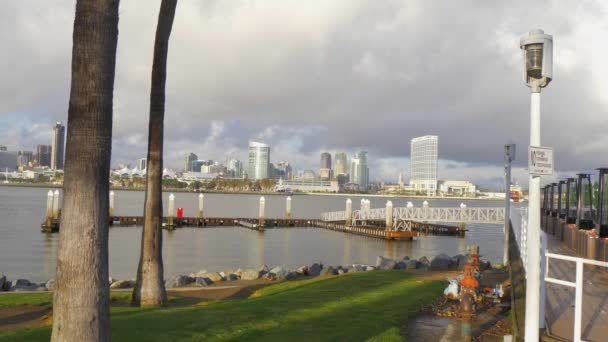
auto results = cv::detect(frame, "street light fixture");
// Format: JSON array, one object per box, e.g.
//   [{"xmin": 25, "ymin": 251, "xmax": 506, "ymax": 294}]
[
  {"xmin": 550, "ymin": 183, "xmax": 558, "ymax": 217},
  {"xmin": 542, "ymin": 185, "xmax": 550, "ymax": 214},
  {"xmin": 566, "ymin": 177, "xmax": 577, "ymax": 224},
  {"xmin": 520, "ymin": 29, "xmax": 553, "ymax": 341},
  {"xmin": 576, "ymin": 173, "xmax": 594, "ymax": 230},
  {"xmin": 597, "ymin": 168, "xmax": 608, "ymax": 238}
]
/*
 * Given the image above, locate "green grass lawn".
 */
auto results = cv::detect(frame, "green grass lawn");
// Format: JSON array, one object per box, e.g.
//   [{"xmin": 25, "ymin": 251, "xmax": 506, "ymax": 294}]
[{"xmin": 0, "ymin": 271, "xmax": 443, "ymax": 342}]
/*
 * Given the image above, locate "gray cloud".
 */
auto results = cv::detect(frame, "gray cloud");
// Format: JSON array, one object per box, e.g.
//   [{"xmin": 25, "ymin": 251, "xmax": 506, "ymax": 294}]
[{"xmin": 1, "ymin": 0, "xmax": 607, "ymax": 188}]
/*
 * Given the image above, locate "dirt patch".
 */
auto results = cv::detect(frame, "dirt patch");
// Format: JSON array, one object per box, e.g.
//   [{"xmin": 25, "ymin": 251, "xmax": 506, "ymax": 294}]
[{"xmin": 0, "ymin": 304, "xmax": 52, "ymax": 332}]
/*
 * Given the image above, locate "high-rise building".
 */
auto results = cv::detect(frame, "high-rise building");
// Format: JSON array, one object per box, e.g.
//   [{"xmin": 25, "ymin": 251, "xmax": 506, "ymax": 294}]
[
  {"xmin": 274, "ymin": 161, "xmax": 293, "ymax": 179},
  {"xmin": 319, "ymin": 152, "xmax": 332, "ymax": 180},
  {"xmin": 51, "ymin": 122, "xmax": 65, "ymax": 170},
  {"xmin": 0, "ymin": 148, "xmax": 17, "ymax": 171},
  {"xmin": 36, "ymin": 145, "xmax": 52, "ymax": 167},
  {"xmin": 227, "ymin": 158, "xmax": 243, "ymax": 178},
  {"xmin": 17, "ymin": 151, "xmax": 33, "ymax": 168},
  {"xmin": 247, "ymin": 141, "xmax": 270, "ymax": 180},
  {"xmin": 410, "ymin": 135, "xmax": 438, "ymax": 194},
  {"xmin": 350, "ymin": 151, "xmax": 369, "ymax": 189},
  {"xmin": 334, "ymin": 152, "xmax": 348, "ymax": 176},
  {"xmin": 185, "ymin": 152, "xmax": 198, "ymax": 171},
  {"xmin": 137, "ymin": 158, "xmax": 147, "ymax": 171}
]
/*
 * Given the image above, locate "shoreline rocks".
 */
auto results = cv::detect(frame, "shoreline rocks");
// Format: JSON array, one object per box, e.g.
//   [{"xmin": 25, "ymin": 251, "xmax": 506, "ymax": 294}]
[{"xmin": 0, "ymin": 254, "xmax": 493, "ymax": 292}]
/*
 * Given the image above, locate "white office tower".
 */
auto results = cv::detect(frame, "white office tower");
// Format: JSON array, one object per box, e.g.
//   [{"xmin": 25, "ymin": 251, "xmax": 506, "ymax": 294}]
[{"xmin": 410, "ymin": 135, "xmax": 438, "ymax": 195}]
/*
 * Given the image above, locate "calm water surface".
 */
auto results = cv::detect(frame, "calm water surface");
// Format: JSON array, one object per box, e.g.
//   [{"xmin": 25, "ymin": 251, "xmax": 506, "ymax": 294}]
[{"xmin": 0, "ymin": 186, "xmax": 506, "ymax": 282}]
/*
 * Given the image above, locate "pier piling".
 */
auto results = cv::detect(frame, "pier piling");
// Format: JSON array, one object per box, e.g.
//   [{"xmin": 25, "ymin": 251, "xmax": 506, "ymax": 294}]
[
  {"xmin": 166, "ymin": 193, "xmax": 175, "ymax": 230},
  {"xmin": 386, "ymin": 201, "xmax": 393, "ymax": 230},
  {"xmin": 52, "ymin": 190, "xmax": 60, "ymax": 219},
  {"xmin": 109, "ymin": 191, "xmax": 115, "ymax": 217},
  {"xmin": 286, "ymin": 196, "xmax": 292, "ymax": 220},
  {"xmin": 346, "ymin": 198, "xmax": 352, "ymax": 226},
  {"xmin": 198, "ymin": 193, "xmax": 204, "ymax": 221},
  {"xmin": 258, "ymin": 196, "xmax": 265, "ymax": 230}
]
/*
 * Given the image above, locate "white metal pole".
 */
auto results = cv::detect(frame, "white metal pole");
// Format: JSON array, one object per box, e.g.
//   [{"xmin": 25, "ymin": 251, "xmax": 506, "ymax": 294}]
[
  {"xmin": 46, "ymin": 190, "xmax": 54, "ymax": 221},
  {"xmin": 259, "ymin": 196, "xmax": 265, "ymax": 227},
  {"xmin": 286, "ymin": 196, "xmax": 292, "ymax": 219},
  {"xmin": 504, "ymin": 156, "xmax": 512, "ymax": 265},
  {"xmin": 198, "ymin": 194, "xmax": 204, "ymax": 219},
  {"xmin": 346, "ymin": 198, "xmax": 352, "ymax": 225},
  {"xmin": 168, "ymin": 193, "xmax": 175, "ymax": 226},
  {"xmin": 525, "ymin": 91, "xmax": 542, "ymax": 342},
  {"xmin": 386, "ymin": 201, "xmax": 393, "ymax": 230},
  {"xmin": 52, "ymin": 189, "xmax": 60, "ymax": 219},
  {"xmin": 109, "ymin": 191, "xmax": 115, "ymax": 217},
  {"xmin": 540, "ymin": 231, "xmax": 547, "ymax": 330},
  {"xmin": 574, "ymin": 259, "xmax": 583, "ymax": 342}
]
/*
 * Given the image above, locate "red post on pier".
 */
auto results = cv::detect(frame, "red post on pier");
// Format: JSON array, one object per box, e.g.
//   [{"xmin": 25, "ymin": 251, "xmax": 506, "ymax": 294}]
[{"xmin": 177, "ymin": 207, "xmax": 183, "ymax": 218}]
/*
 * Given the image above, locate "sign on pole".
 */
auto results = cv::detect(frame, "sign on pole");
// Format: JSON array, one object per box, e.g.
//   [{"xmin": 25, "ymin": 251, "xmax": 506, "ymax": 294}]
[{"xmin": 528, "ymin": 146, "xmax": 554, "ymax": 176}]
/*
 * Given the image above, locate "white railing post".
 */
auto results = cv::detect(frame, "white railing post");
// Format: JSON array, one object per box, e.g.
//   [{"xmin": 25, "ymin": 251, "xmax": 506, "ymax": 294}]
[
  {"xmin": 574, "ymin": 259, "xmax": 583, "ymax": 342},
  {"xmin": 540, "ymin": 231, "xmax": 547, "ymax": 329}
]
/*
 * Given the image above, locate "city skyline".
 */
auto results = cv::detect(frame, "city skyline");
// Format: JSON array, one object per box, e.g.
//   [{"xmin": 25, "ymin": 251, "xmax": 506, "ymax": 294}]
[{"xmin": 2, "ymin": 1, "xmax": 607, "ymax": 189}]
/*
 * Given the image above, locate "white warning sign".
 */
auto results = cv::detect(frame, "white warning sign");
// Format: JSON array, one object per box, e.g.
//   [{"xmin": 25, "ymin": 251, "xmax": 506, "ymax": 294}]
[{"xmin": 528, "ymin": 146, "xmax": 554, "ymax": 176}]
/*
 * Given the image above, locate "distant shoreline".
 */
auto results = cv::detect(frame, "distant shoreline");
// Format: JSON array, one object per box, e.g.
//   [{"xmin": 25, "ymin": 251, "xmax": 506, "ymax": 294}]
[{"xmin": 0, "ymin": 183, "xmax": 505, "ymax": 201}]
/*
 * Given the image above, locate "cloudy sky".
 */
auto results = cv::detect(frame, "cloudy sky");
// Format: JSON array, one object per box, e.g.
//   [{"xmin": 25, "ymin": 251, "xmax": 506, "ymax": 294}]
[{"xmin": 1, "ymin": 0, "xmax": 607, "ymax": 189}]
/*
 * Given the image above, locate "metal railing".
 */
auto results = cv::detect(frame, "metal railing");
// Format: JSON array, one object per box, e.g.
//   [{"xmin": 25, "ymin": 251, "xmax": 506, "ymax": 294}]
[
  {"xmin": 511, "ymin": 206, "xmax": 529, "ymax": 270},
  {"xmin": 322, "ymin": 206, "xmax": 505, "ymax": 224},
  {"xmin": 544, "ymin": 253, "xmax": 608, "ymax": 342}
]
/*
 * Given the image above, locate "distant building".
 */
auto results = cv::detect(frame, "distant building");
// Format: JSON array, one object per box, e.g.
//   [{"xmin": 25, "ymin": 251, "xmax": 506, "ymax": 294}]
[
  {"xmin": 299, "ymin": 169, "xmax": 317, "ymax": 180},
  {"xmin": 137, "ymin": 158, "xmax": 147, "ymax": 171},
  {"xmin": 410, "ymin": 135, "xmax": 438, "ymax": 195},
  {"xmin": 274, "ymin": 161, "xmax": 293, "ymax": 179},
  {"xmin": 17, "ymin": 151, "xmax": 33, "ymax": 168},
  {"xmin": 0, "ymin": 148, "xmax": 17, "ymax": 171},
  {"xmin": 283, "ymin": 179, "xmax": 339, "ymax": 192},
  {"xmin": 319, "ymin": 152, "xmax": 332, "ymax": 180},
  {"xmin": 227, "ymin": 158, "xmax": 243, "ymax": 178},
  {"xmin": 36, "ymin": 145, "xmax": 52, "ymax": 167},
  {"xmin": 51, "ymin": 122, "xmax": 65, "ymax": 170},
  {"xmin": 438, "ymin": 180, "xmax": 476, "ymax": 196},
  {"xmin": 247, "ymin": 141, "xmax": 270, "ymax": 180},
  {"xmin": 185, "ymin": 152, "xmax": 198, "ymax": 171},
  {"xmin": 350, "ymin": 151, "xmax": 369, "ymax": 190},
  {"xmin": 334, "ymin": 152, "xmax": 348, "ymax": 177},
  {"xmin": 398, "ymin": 173, "xmax": 405, "ymax": 188}
]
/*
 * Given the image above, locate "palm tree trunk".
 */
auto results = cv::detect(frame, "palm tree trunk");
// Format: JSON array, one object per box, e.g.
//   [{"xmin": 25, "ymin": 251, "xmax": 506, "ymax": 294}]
[
  {"xmin": 132, "ymin": 0, "xmax": 177, "ymax": 307},
  {"xmin": 51, "ymin": 0, "xmax": 119, "ymax": 341}
]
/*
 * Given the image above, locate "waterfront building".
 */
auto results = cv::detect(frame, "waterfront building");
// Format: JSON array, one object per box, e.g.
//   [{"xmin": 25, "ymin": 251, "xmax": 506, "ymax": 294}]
[
  {"xmin": 36, "ymin": 145, "xmax": 52, "ymax": 167},
  {"xmin": 350, "ymin": 151, "xmax": 369, "ymax": 190},
  {"xmin": 185, "ymin": 152, "xmax": 198, "ymax": 171},
  {"xmin": 438, "ymin": 180, "xmax": 476, "ymax": 196},
  {"xmin": 137, "ymin": 158, "xmax": 147, "ymax": 171},
  {"xmin": 334, "ymin": 152, "xmax": 348, "ymax": 177},
  {"xmin": 299, "ymin": 169, "xmax": 317, "ymax": 180},
  {"xmin": 398, "ymin": 173, "xmax": 405, "ymax": 188},
  {"xmin": 283, "ymin": 179, "xmax": 339, "ymax": 192},
  {"xmin": 227, "ymin": 157, "xmax": 243, "ymax": 178},
  {"xmin": 410, "ymin": 135, "xmax": 438, "ymax": 195},
  {"xmin": 50, "ymin": 122, "xmax": 65, "ymax": 170},
  {"xmin": 247, "ymin": 141, "xmax": 270, "ymax": 180},
  {"xmin": 17, "ymin": 150, "xmax": 34, "ymax": 168}
]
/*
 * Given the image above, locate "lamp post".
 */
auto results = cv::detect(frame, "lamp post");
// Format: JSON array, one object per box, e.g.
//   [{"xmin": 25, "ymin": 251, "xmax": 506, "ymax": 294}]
[
  {"xmin": 597, "ymin": 168, "xmax": 608, "ymax": 238},
  {"xmin": 558, "ymin": 180, "xmax": 566, "ymax": 219},
  {"xmin": 504, "ymin": 144, "xmax": 515, "ymax": 265},
  {"xmin": 566, "ymin": 178, "xmax": 577, "ymax": 224},
  {"xmin": 576, "ymin": 173, "xmax": 594, "ymax": 229},
  {"xmin": 520, "ymin": 28, "xmax": 553, "ymax": 342}
]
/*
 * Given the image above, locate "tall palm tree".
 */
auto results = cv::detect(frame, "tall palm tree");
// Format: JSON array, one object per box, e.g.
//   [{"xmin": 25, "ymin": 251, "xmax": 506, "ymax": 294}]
[
  {"xmin": 51, "ymin": 0, "xmax": 120, "ymax": 341},
  {"xmin": 132, "ymin": 0, "xmax": 178, "ymax": 307}
]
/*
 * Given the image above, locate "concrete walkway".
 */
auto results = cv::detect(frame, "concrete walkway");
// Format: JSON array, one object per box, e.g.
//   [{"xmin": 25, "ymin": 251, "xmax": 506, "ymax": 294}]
[{"xmin": 545, "ymin": 234, "xmax": 608, "ymax": 341}]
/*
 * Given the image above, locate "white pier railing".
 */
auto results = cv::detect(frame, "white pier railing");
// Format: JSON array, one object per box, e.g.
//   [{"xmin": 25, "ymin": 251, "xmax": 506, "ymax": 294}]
[{"xmin": 322, "ymin": 206, "xmax": 505, "ymax": 224}]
